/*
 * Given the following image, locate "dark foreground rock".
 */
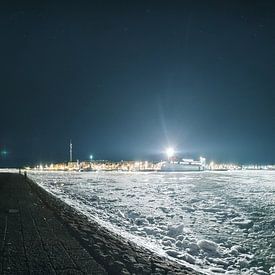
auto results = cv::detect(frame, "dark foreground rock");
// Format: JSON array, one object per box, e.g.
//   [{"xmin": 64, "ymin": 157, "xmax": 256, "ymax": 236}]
[{"xmin": 26, "ymin": 173, "xmax": 202, "ymax": 275}]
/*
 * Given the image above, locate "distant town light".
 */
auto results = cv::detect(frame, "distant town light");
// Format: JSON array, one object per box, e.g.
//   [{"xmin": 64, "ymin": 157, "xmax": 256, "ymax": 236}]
[
  {"xmin": 166, "ymin": 147, "xmax": 175, "ymax": 159},
  {"xmin": 0, "ymin": 150, "xmax": 8, "ymax": 156},
  {"xmin": 90, "ymin": 155, "xmax": 93, "ymax": 160}
]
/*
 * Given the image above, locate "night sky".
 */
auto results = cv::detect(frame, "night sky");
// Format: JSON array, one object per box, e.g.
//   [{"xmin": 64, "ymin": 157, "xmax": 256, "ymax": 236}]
[{"xmin": 0, "ymin": 0, "xmax": 275, "ymax": 167}]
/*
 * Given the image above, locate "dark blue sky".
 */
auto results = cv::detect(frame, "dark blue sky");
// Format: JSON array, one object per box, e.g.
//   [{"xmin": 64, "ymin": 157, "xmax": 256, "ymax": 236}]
[{"xmin": 0, "ymin": 0, "xmax": 275, "ymax": 166}]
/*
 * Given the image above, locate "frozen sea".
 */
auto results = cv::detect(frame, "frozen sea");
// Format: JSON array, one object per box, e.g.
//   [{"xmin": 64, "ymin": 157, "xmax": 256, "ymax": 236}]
[{"xmin": 28, "ymin": 170, "xmax": 275, "ymax": 274}]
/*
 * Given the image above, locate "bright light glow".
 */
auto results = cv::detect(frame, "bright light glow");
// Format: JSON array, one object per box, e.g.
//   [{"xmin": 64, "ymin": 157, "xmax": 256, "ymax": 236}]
[
  {"xmin": 166, "ymin": 147, "xmax": 175, "ymax": 158},
  {"xmin": 0, "ymin": 150, "xmax": 7, "ymax": 156},
  {"xmin": 90, "ymin": 155, "xmax": 93, "ymax": 160}
]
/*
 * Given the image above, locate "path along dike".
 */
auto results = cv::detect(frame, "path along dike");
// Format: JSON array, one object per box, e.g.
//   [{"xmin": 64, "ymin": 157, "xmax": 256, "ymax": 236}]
[{"xmin": 0, "ymin": 173, "xmax": 201, "ymax": 275}]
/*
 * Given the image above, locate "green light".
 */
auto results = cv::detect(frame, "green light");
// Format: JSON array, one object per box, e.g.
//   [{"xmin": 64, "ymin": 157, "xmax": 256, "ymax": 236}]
[{"xmin": 1, "ymin": 150, "xmax": 8, "ymax": 156}]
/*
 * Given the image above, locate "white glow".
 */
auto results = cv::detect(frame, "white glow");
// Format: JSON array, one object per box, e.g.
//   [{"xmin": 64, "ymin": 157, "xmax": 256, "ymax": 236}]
[
  {"xmin": 166, "ymin": 147, "xmax": 175, "ymax": 158},
  {"xmin": 90, "ymin": 155, "xmax": 93, "ymax": 160}
]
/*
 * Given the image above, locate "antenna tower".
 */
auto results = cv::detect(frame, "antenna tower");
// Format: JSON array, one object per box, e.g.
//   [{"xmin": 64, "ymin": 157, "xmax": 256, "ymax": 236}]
[{"xmin": 69, "ymin": 140, "xmax": 73, "ymax": 162}]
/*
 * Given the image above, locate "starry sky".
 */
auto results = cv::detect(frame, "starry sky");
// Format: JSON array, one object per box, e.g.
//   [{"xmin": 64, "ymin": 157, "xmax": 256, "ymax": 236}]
[{"xmin": 0, "ymin": 0, "xmax": 275, "ymax": 167}]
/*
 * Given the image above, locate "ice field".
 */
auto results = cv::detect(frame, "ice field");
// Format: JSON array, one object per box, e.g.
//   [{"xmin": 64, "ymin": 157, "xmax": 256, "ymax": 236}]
[{"xmin": 29, "ymin": 171, "xmax": 275, "ymax": 274}]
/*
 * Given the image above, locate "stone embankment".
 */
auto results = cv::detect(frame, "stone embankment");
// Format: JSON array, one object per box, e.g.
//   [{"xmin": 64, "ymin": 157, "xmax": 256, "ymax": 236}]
[
  {"xmin": 27, "ymin": 174, "xmax": 201, "ymax": 275},
  {"xmin": 0, "ymin": 172, "xmax": 201, "ymax": 274},
  {"xmin": 0, "ymin": 173, "xmax": 106, "ymax": 274}
]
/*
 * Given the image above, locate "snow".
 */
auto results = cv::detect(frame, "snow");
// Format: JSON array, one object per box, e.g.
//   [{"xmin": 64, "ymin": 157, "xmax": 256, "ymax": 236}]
[
  {"xmin": 197, "ymin": 240, "xmax": 218, "ymax": 254},
  {"xmin": 28, "ymin": 170, "xmax": 275, "ymax": 274}
]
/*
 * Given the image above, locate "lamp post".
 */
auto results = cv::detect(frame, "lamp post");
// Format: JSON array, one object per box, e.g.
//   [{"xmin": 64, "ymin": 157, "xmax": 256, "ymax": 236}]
[
  {"xmin": 89, "ymin": 155, "xmax": 93, "ymax": 170},
  {"xmin": 166, "ymin": 147, "xmax": 175, "ymax": 162}
]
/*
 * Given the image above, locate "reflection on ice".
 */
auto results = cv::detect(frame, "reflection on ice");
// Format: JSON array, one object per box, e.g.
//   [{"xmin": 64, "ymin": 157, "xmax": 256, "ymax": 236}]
[{"xmin": 29, "ymin": 171, "xmax": 275, "ymax": 274}]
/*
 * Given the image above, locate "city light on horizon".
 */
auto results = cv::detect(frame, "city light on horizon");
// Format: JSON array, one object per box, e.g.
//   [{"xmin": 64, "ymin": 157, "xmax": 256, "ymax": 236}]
[{"xmin": 166, "ymin": 147, "xmax": 175, "ymax": 159}]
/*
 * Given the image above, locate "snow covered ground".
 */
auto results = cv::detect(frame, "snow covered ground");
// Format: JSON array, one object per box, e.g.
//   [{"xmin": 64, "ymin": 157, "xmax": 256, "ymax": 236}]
[{"xmin": 28, "ymin": 170, "xmax": 275, "ymax": 274}]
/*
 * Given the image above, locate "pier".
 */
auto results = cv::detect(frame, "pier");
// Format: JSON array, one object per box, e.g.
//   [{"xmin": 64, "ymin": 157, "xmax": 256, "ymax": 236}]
[{"xmin": 0, "ymin": 172, "xmax": 200, "ymax": 274}]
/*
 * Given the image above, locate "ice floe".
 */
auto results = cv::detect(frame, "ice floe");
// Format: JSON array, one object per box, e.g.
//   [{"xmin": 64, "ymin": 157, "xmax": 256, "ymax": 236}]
[{"xmin": 29, "ymin": 170, "xmax": 275, "ymax": 274}]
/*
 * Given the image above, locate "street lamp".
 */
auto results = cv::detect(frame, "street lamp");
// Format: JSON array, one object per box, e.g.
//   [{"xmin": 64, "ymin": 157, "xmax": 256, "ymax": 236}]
[{"xmin": 166, "ymin": 147, "xmax": 175, "ymax": 161}]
